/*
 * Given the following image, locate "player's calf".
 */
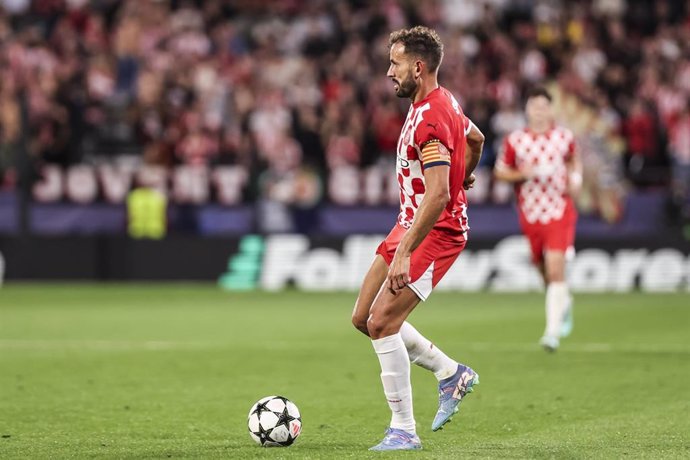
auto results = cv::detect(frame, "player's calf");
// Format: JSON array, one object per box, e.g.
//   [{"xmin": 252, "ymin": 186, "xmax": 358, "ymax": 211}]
[{"xmin": 560, "ymin": 296, "xmax": 574, "ymax": 338}]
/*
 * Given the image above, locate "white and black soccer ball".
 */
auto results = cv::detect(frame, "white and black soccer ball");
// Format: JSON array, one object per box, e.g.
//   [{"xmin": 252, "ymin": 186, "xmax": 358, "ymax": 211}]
[{"xmin": 247, "ymin": 395, "xmax": 302, "ymax": 447}]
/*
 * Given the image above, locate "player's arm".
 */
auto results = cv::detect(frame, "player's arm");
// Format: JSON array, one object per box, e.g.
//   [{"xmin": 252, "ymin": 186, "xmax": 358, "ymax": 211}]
[
  {"xmin": 493, "ymin": 164, "xmax": 530, "ymax": 183},
  {"xmin": 387, "ymin": 146, "xmax": 450, "ymax": 292},
  {"xmin": 493, "ymin": 135, "xmax": 531, "ymax": 183},
  {"xmin": 566, "ymin": 146, "xmax": 583, "ymax": 197},
  {"xmin": 463, "ymin": 119, "xmax": 484, "ymax": 190}
]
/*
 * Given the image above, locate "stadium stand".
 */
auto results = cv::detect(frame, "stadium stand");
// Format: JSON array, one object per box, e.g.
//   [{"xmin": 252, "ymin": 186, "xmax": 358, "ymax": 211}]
[{"xmin": 0, "ymin": 0, "xmax": 688, "ymax": 234}]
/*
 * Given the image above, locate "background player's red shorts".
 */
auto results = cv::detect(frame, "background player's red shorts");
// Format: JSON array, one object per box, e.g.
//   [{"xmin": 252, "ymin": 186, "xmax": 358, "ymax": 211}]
[
  {"xmin": 520, "ymin": 203, "xmax": 577, "ymax": 265},
  {"xmin": 376, "ymin": 223, "xmax": 466, "ymax": 301}
]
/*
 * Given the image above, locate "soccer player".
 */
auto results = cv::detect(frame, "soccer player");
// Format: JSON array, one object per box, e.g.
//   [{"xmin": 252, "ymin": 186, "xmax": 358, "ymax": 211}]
[
  {"xmin": 351, "ymin": 26, "xmax": 485, "ymax": 451},
  {"xmin": 493, "ymin": 87, "xmax": 582, "ymax": 352}
]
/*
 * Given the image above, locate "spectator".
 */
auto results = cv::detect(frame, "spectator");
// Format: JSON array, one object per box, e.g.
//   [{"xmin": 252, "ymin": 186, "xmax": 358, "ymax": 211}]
[
  {"xmin": 668, "ymin": 104, "xmax": 690, "ymax": 220},
  {"xmin": 0, "ymin": 0, "xmax": 686, "ymax": 217},
  {"xmin": 621, "ymin": 100, "xmax": 662, "ymax": 185}
]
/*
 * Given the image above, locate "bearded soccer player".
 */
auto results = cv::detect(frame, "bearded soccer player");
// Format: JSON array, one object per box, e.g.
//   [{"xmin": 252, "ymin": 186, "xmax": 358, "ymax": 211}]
[
  {"xmin": 494, "ymin": 87, "xmax": 582, "ymax": 352},
  {"xmin": 351, "ymin": 26, "xmax": 485, "ymax": 451}
]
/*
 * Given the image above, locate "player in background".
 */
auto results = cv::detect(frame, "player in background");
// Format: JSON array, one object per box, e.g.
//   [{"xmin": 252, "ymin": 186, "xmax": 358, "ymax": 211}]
[
  {"xmin": 351, "ymin": 26, "xmax": 485, "ymax": 451},
  {"xmin": 493, "ymin": 87, "xmax": 582, "ymax": 352}
]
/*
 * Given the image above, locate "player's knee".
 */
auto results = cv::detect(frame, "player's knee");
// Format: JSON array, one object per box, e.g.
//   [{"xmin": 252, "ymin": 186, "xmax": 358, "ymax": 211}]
[
  {"xmin": 546, "ymin": 266, "xmax": 565, "ymax": 283},
  {"xmin": 546, "ymin": 274, "xmax": 565, "ymax": 284},
  {"xmin": 544, "ymin": 256, "xmax": 566, "ymax": 283},
  {"xmin": 351, "ymin": 312, "xmax": 369, "ymax": 336},
  {"xmin": 366, "ymin": 314, "xmax": 390, "ymax": 339}
]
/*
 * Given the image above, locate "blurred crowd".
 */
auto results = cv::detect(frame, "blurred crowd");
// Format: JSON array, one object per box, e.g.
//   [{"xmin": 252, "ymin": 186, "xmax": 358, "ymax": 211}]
[{"xmin": 0, "ymin": 0, "xmax": 688, "ymax": 221}]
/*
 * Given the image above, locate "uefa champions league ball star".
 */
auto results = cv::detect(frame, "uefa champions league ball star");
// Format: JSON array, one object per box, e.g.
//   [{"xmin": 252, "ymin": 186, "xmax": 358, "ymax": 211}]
[{"xmin": 247, "ymin": 396, "xmax": 302, "ymax": 447}]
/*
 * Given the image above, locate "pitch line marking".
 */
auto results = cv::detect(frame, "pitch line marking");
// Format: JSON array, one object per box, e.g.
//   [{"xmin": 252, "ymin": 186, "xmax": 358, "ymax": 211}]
[{"xmin": 0, "ymin": 340, "xmax": 687, "ymax": 354}]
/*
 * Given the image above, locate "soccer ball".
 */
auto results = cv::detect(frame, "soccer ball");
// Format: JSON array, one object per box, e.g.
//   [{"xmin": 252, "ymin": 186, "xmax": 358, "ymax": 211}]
[{"xmin": 247, "ymin": 395, "xmax": 302, "ymax": 447}]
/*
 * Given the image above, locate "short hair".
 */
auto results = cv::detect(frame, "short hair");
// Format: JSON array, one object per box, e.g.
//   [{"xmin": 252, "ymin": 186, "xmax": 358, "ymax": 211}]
[
  {"xmin": 526, "ymin": 86, "xmax": 553, "ymax": 102},
  {"xmin": 389, "ymin": 26, "xmax": 444, "ymax": 72}
]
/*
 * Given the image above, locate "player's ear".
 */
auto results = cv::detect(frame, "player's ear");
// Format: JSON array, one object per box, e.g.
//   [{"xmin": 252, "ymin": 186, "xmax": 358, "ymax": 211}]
[{"xmin": 414, "ymin": 60, "xmax": 423, "ymax": 79}]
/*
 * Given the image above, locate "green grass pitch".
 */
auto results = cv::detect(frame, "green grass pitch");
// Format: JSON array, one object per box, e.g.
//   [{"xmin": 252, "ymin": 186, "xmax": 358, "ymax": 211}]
[{"xmin": 1, "ymin": 284, "xmax": 688, "ymax": 459}]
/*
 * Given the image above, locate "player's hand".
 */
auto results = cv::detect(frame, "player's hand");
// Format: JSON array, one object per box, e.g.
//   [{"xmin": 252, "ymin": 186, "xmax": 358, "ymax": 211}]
[
  {"xmin": 526, "ymin": 164, "xmax": 556, "ymax": 180},
  {"xmin": 463, "ymin": 173, "xmax": 476, "ymax": 190},
  {"xmin": 387, "ymin": 252, "xmax": 411, "ymax": 294},
  {"xmin": 519, "ymin": 166, "xmax": 535, "ymax": 181},
  {"xmin": 568, "ymin": 171, "xmax": 583, "ymax": 197}
]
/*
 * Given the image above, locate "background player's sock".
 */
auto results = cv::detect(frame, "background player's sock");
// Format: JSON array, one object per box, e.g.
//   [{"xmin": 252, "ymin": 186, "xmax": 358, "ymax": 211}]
[
  {"xmin": 400, "ymin": 321, "xmax": 457, "ymax": 380},
  {"xmin": 372, "ymin": 333, "xmax": 416, "ymax": 434},
  {"xmin": 544, "ymin": 281, "xmax": 569, "ymax": 338}
]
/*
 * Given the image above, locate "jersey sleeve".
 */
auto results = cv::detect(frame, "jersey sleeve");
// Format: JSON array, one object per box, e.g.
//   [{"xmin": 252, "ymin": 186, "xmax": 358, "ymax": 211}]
[
  {"xmin": 496, "ymin": 135, "xmax": 517, "ymax": 169},
  {"xmin": 463, "ymin": 115, "xmax": 472, "ymax": 136},
  {"xmin": 415, "ymin": 107, "xmax": 453, "ymax": 170}
]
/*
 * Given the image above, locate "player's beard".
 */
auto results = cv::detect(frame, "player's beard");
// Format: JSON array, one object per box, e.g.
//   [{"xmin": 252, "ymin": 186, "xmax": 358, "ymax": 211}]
[{"xmin": 394, "ymin": 73, "xmax": 417, "ymax": 99}]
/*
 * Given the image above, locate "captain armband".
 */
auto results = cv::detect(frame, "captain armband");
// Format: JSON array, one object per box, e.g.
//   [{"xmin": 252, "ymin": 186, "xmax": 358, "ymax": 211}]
[{"xmin": 420, "ymin": 140, "xmax": 451, "ymax": 169}]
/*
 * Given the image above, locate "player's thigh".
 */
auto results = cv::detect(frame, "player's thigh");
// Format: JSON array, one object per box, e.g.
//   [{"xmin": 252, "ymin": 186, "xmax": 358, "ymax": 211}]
[
  {"xmin": 352, "ymin": 255, "xmax": 388, "ymax": 326},
  {"xmin": 367, "ymin": 286, "xmax": 421, "ymax": 339},
  {"xmin": 535, "ymin": 262, "xmax": 547, "ymax": 285},
  {"xmin": 543, "ymin": 220, "xmax": 574, "ymax": 282}
]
